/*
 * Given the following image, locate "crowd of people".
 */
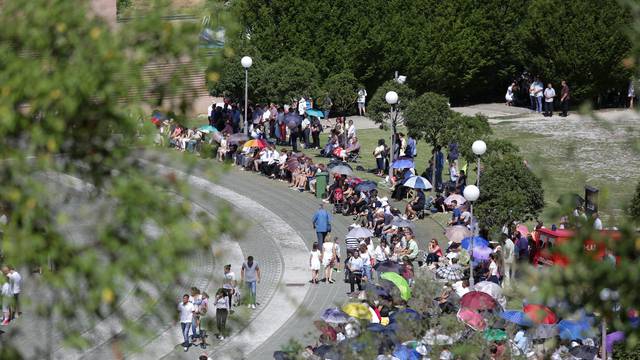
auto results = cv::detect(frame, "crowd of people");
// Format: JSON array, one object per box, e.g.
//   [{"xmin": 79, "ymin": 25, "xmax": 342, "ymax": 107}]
[{"xmin": 153, "ymin": 95, "xmax": 632, "ymax": 359}]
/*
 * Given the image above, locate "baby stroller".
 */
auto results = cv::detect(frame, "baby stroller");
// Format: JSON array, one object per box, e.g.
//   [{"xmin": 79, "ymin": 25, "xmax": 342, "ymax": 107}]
[{"xmin": 331, "ymin": 187, "xmax": 345, "ymax": 214}]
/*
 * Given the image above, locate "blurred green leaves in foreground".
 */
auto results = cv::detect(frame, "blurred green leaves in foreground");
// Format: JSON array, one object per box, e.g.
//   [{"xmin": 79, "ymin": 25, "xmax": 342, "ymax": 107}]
[{"xmin": 0, "ymin": 0, "xmax": 237, "ymax": 357}]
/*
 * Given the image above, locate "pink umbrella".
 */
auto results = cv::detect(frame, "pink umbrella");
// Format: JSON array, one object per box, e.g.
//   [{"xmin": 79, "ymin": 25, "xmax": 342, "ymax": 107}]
[
  {"xmin": 445, "ymin": 225, "xmax": 472, "ymax": 244},
  {"xmin": 460, "ymin": 291, "xmax": 498, "ymax": 311},
  {"xmin": 516, "ymin": 224, "xmax": 529, "ymax": 237},
  {"xmin": 457, "ymin": 308, "xmax": 487, "ymax": 331}
]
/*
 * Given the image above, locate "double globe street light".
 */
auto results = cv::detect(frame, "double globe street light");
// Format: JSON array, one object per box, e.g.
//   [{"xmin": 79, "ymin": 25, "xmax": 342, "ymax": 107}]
[
  {"xmin": 241, "ymin": 56, "xmax": 253, "ymax": 136},
  {"xmin": 385, "ymin": 91, "xmax": 399, "ymax": 180},
  {"xmin": 464, "ymin": 140, "xmax": 486, "ymax": 286}
]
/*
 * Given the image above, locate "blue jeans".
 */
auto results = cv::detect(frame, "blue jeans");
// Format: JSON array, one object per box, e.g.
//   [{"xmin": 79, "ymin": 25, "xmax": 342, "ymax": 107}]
[
  {"xmin": 363, "ymin": 264, "xmax": 372, "ymax": 281},
  {"xmin": 181, "ymin": 322, "xmax": 191, "ymax": 347},
  {"xmin": 246, "ymin": 281, "xmax": 257, "ymax": 305},
  {"xmin": 530, "ymin": 95, "xmax": 536, "ymax": 111},
  {"xmin": 536, "ymin": 97, "xmax": 542, "ymax": 113},
  {"xmin": 324, "ymin": 110, "xmax": 330, "ymax": 120},
  {"xmin": 316, "ymin": 231, "xmax": 327, "ymax": 249},
  {"xmin": 191, "ymin": 315, "xmax": 199, "ymax": 339}
]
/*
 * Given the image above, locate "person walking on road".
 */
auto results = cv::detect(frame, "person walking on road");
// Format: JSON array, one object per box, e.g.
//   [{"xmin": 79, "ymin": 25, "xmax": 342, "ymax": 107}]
[
  {"xmin": 2, "ymin": 266, "xmax": 21, "ymax": 319},
  {"xmin": 241, "ymin": 256, "xmax": 261, "ymax": 309},
  {"xmin": 560, "ymin": 80, "xmax": 570, "ymax": 117},
  {"xmin": 312, "ymin": 203, "xmax": 332, "ymax": 249},
  {"xmin": 178, "ymin": 294, "xmax": 195, "ymax": 352},
  {"xmin": 222, "ymin": 264, "xmax": 237, "ymax": 310},
  {"xmin": 322, "ymin": 237, "xmax": 338, "ymax": 284},
  {"xmin": 214, "ymin": 288, "xmax": 230, "ymax": 340},
  {"xmin": 347, "ymin": 249, "xmax": 364, "ymax": 295},
  {"xmin": 310, "ymin": 243, "xmax": 322, "ymax": 284}
]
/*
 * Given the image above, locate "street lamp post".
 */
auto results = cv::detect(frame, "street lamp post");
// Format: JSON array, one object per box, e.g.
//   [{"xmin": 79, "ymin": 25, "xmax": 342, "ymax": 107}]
[
  {"xmin": 385, "ymin": 91, "xmax": 399, "ymax": 181},
  {"xmin": 463, "ymin": 184, "xmax": 480, "ymax": 286},
  {"xmin": 472, "ymin": 140, "xmax": 487, "ymax": 187},
  {"xmin": 241, "ymin": 56, "xmax": 253, "ymax": 136}
]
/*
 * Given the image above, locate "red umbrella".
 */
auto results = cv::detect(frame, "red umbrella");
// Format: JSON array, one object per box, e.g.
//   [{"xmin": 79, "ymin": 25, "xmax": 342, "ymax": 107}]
[
  {"xmin": 460, "ymin": 291, "xmax": 498, "ymax": 311},
  {"xmin": 457, "ymin": 308, "xmax": 487, "ymax": 331},
  {"xmin": 523, "ymin": 304, "xmax": 557, "ymax": 324}
]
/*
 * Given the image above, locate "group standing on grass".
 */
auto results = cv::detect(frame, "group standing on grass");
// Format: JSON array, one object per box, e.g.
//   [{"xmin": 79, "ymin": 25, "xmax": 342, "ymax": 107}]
[{"xmin": 506, "ymin": 76, "xmax": 570, "ymax": 117}]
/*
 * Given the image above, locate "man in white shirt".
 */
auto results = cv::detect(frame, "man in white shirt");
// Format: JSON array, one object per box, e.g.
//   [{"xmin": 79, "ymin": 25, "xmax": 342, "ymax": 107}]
[
  {"xmin": 543, "ymin": 83, "xmax": 556, "ymax": 117},
  {"xmin": 533, "ymin": 78, "xmax": 544, "ymax": 113},
  {"xmin": 503, "ymin": 236, "xmax": 516, "ymax": 284},
  {"xmin": 2, "ymin": 266, "xmax": 21, "ymax": 318},
  {"xmin": 178, "ymin": 294, "xmax": 195, "ymax": 351}
]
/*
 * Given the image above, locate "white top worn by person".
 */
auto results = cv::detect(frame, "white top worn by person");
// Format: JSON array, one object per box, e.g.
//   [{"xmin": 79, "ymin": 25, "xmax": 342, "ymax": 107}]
[
  {"xmin": 357, "ymin": 89, "xmax": 367, "ymax": 103},
  {"xmin": 298, "ymin": 97, "xmax": 307, "ymax": 116},
  {"xmin": 178, "ymin": 300, "xmax": 195, "ymax": 324},
  {"xmin": 8, "ymin": 270, "xmax": 21, "ymax": 295},
  {"xmin": 503, "ymin": 237, "xmax": 515, "ymax": 264},
  {"xmin": 544, "ymin": 87, "xmax": 556, "ymax": 103},
  {"xmin": 347, "ymin": 123, "xmax": 356, "ymax": 140}
]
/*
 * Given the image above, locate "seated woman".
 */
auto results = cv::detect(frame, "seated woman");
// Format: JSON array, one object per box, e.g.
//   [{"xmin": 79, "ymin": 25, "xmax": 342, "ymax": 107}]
[
  {"xmin": 308, "ymin": 163, "xmax": 325, "ymax": 194},
  {"xmin": 404, "ymin": 189, "xmax": 426, "ymax": 220},
  {"xmin": 217, "ymin": 135, "xmax": 229, "ymax": 161},
  {"xmin": 426, "ymin": 238, "xmax": 443, "ymax": 265}
]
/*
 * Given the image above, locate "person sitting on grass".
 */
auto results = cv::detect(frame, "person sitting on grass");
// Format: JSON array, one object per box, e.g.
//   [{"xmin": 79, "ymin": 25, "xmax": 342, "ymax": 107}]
[{"xmin": 404, "ymin": 188, "xmax": 426, "ymax": 220}]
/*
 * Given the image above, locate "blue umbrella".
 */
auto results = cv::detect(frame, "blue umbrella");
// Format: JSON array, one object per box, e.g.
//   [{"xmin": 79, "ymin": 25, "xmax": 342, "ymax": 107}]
[
  {"xmin": 367, "ymin": 322, "xmax": 398, "ymax": 334},
  {"xmin": 198, "ymin": 124, "xmax": 218, "ymax": 133},
  {"xmin": 365, "ymin": 283, "xmax": 392, "ymax": 298},
  {"xmin": 355, "ymin": 180, "xmax": 377, "ymax": 192},
  {"xmin": 391, "ymin": 158, "xmax": 415, "ymax": 169},
  {"xmin": 499, "ymin": 310, "xmax": 534, "ymax": 327},
  {"xmin": 285, "ymin": 112, "xmax": 302, "ymax": 128},
  {"xmin": 306, "ymin": 109, "xmax": 325, "ymax": 118},
  {"xmin": 558, "ymin": 319, "xmax": 595, "ymax": 340},
  {"xmin": 403, "ymin": 175, "xmax": 433, "ymax": 190},
  {"xmin": 391, "ymin": 308, "xmax": 422, "ymax": 322},
  {"xmin": 321, "ymin": 307, "xmax": 351, "ymax": 324},
  {"xmin": 461, "ymin": 236, "xmax": 489, "ymax": 250},
  {"xmin": 393, "ymin": 345, "xmax": 421, "ymax": 360}
]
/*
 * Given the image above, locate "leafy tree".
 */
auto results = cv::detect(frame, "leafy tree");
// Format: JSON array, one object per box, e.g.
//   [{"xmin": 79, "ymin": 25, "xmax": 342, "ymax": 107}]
[
  {"xmin": 517, "ymin": 0, "xmax": 631, "ymax": 103},
  {"xmin": 404, "ymin": 92, "xmax": 452, "ymax": 147},
  {"xmin": 0, "ymin": 0, "xmax": 233, "ymax": 357},
  {"xmin": 475, "ymin": 153, "xmax": 545, "ymax": 231},
  {"xmin": 368, "ymin": 80, "xmax": 417, "ymax": 126},
  {"xmin": 322, "ymin": 71, "xmax": 359, "ymax": 115},
  {"xmin": 207, "ymin": 52, "xmax": 263, "ymax": 103},
  {"xmin": 442, "ymin": 112, "xmax": 492, "ymax": 164},
  {"xmin": 254, "ymin": 56, "xmax": 320, "ymax": 104},
  {"xmin": 628, "ymin": 181, "xmax": 640, "ymax": 221}
]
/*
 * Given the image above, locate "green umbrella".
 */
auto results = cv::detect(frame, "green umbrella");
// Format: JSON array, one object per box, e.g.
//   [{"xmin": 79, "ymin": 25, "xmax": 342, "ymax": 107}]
[
  {"xmin": 380, "ymin": 272, "xmax": 411, "ymax": 301},
  {"xmin": 483, "ymin": 328, "xmax": 508, "ymax": 342}
]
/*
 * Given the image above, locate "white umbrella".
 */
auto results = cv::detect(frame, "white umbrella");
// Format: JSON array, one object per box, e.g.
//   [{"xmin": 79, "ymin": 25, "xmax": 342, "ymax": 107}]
[
  {"xmin": 346, "ymin": 226, "xmax": 374, "ymax": 239},
  {"xmin": 473, "ymin": 281, "xmax": 507, "ymax": 309},
  {"xmin": 444, "ymin": 194, "xmax": 466, "ymax": 206},
  {"xmin": 403, "ymin": 175, "xmax": 432, "ymax": 190}
]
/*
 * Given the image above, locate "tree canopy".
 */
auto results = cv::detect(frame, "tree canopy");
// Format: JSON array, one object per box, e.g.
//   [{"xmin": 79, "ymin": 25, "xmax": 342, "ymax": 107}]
[
  {"xmin": 0, "ymin": 0, "xmax": 232, "ymax": 356},
  {"xmin": 368, "ymin": 80, "xmax": 417, "ymax": 126},
  {"xmin": 227, "ymin": 0, "xmax": 632, "ymax": 105},
  {"xmin": 322, "ymin": 72, "xmax": 360, "ymax": 115},
  {"xmin": 403, "ymin": 92, "xmax": 452, "ymax": 147},
  {"xmin": 474, "ymin": 153, "xmax": 545, "ymax": 231}
]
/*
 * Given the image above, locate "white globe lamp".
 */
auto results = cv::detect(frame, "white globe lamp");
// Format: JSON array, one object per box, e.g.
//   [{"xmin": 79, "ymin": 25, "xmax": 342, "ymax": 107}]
[
  {"xmin": 385, "ymin": 91, "xmax": 398, "ymax": 105},
  {"xmin": 463, "ymin": 185, "xmax": 480, "ymax": 202},
  {"xmin": 472, "ymin": 140, "xmax": 487, "ymax": 156},
  {"xmin": 241, "ymin": 56, "xmax": 253, "ymax": 69}
]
